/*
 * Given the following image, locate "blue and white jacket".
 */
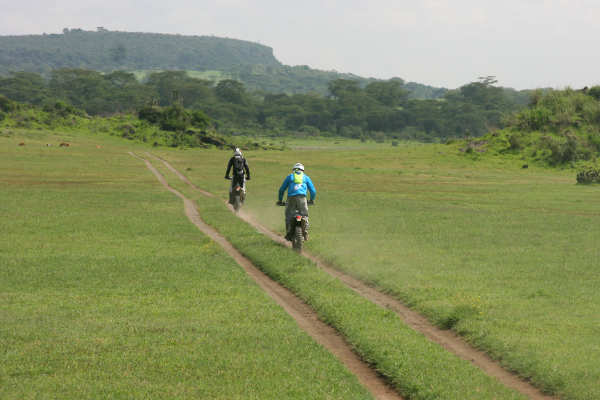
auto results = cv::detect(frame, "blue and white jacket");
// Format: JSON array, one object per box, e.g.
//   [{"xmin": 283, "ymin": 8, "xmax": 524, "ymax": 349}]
[{"xmin": 278, "ymin": 173, "xmax": 316, "ymax": 201}]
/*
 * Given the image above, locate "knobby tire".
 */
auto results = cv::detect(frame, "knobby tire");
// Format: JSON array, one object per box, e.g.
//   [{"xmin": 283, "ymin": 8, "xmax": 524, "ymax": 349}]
[
  {"xmin": 293, "ymin": 226, "xmax": 303, "ymax": 254},
  {"xmin": 234, "ymin": 195, "xmax": 240, "ymax": 213}
]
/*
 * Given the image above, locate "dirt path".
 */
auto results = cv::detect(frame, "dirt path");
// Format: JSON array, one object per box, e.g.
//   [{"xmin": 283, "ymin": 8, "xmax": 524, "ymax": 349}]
[
  {"xmin": 131, "ymin": 153, "xmax": 402, "ymax": 400},
  {"xmin": 145, "ymin": 152, "xmax": 556, "ymax": 400}
]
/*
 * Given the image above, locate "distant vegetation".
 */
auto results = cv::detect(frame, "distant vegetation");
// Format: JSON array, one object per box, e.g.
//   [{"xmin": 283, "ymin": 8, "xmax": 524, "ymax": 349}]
[
  {"xmin": 0, "ymin": 94, "xmax": 281, "ymax": 150},
  {"xmin": 221, "ymin": 63, "xmax": 449, "ymax": 99},
  {"xmin": 0, "ymin": 29, "xmax": 280, "ymax": 76},
  {"xmin": 0, "ymin": 68, "xmax": 531, "ymax": 142},
  {"xmin": 458, "ymin": 86, "xmax": 600, "ymax": 167},
  {"xmin": 1, "ymin": 30, "xmax": 534, "ymax": 102}
]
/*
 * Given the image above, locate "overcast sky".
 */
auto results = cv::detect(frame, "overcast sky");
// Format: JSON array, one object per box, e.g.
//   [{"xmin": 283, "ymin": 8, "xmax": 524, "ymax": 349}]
[{"xmin": 2, "ymin": 0, "xmax": 599, "ymax": 90}]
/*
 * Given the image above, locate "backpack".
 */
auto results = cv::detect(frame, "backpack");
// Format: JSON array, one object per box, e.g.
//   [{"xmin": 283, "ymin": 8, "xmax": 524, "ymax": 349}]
[{"xmin": 233, "ymin": 156, "xmax": 245, "ymax": 176}]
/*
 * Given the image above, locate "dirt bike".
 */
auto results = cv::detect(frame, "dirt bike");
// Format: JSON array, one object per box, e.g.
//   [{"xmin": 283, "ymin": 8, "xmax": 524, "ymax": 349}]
[
  {"xmin": 226, "ymin": 176, "xmax": 245, "ymax": 213},
  {"xmin": 276, "ymin": 200, "xmax": 314, "ymax": 254}
]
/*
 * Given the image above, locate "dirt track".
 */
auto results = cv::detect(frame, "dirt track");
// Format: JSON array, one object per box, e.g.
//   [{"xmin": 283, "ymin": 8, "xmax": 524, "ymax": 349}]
[
  {"xmin": 144, "ymin": 152, "xmax": 557, "ymax": 400},
  {"xmin": 132, "ymin": 153, "xmax": 402, "ymax": 400}
]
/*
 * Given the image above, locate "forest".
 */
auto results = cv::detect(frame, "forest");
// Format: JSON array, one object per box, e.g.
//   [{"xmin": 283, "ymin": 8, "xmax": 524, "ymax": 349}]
[
  {"xmin": 0, "ymin": 30, "xmax": 280, "ymax": 76},
  {"xmin": 0, "ymin": 68, "xmax": 531, "ymax": 141}
]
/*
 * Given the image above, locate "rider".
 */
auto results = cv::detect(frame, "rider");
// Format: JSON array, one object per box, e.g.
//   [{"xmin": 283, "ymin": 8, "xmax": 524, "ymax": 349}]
[
  {"xmin": 277, "ymin": 163, "xmax": 316, "ymax": 241},
  {"xmin": 225, "ymin": 148, "xmax": 250, "ymax": 204}
]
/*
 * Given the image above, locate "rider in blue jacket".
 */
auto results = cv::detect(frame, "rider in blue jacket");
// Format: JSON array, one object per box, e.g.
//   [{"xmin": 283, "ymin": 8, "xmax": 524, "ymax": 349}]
[{"xmin": 277, "ymin": 163, "xmax": 316, "ymax": 241}]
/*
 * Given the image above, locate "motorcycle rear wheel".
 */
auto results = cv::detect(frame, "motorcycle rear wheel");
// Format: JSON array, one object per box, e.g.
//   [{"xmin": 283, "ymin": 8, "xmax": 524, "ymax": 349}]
[
  {"xmin": 292, "ymin": 226, "xmax": 303, "ymax": 254},
  {"xmin": 234, "ymin": 195, "xmax": 240, "ymax": 213}
]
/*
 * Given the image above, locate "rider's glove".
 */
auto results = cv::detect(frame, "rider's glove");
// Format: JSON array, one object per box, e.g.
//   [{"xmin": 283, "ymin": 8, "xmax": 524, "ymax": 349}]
[
  {"xmin": 246, "ymin": 176, "xmax": 251, "ymax": 180},
  {"xmin": 307, "ymin": 200, "xmax": 315, "ymax": 206},
  {"xmin": 224, "ymin": 175, "xmax": 230, "ymax": 179},
  {"xmin": 276, "ymin": 201, "xmax": 286, "ymax": 206}
]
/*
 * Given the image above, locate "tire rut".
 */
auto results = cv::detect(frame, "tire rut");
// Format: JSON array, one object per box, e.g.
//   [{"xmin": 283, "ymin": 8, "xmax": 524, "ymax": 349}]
[
  {"xmin": 145, "ymin": 152, "xmax": 556, "ymax": 400},
  {"xmin": 131, "ymin": 152, "xmax": 402, "ymax": 400}
]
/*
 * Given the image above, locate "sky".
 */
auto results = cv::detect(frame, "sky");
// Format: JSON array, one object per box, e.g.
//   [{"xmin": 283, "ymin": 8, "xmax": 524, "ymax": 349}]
[{"xmin": 1, "ymin": 0, "xmax": 599, "ymax": 90}]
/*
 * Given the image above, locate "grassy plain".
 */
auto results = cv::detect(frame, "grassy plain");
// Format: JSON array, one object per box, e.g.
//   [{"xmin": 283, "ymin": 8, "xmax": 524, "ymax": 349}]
[
  {"xmin": 156, "ymin": 141, "xmax": 600, "ymax": 400},
  {"xmin": 130, "ymin": 70, "xmax": 224, "ymax": 82},
  {"xmin": 147, "ymin": 156, "xmax": 526, "ymax": 399},
  {"xmin": 0, "ymin": 134, "xmax": 373, "ymax": 399}
]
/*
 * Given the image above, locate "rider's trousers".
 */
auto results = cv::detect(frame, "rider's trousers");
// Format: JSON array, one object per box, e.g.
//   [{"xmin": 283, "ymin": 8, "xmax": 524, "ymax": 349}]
[{"xmin": 285, "ymin": 195, "xmax": 309, "ymax": 231}]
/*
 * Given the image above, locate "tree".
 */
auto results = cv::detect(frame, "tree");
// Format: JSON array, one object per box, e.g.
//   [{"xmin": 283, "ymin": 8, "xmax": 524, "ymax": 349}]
[
  {"xmin": 215, "ymin": 79, "xmax": 250, "ymax": 105},
  {"xmin": 0, "ymin": 71, "xmax": 52, "ymax": 104},
  {"xmin": 365, "ymin": 80, "xmax": 409, "ymax": 108},
  {"xmin": 327, "ymin": 79, "xmax": 361, "ymax": 98},
  {"xmin": 109, "ymin": 43, "xmax": 127, "ymax": 64},
  {"xmin": 105, "ymin": 71, "xmax": 137, "ymax": 89}
]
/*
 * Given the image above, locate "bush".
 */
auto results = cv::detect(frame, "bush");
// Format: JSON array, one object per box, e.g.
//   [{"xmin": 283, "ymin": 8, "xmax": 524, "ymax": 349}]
[
  {"xmin": 577, "ymin": 167, "xmax": 600, "ymax": 184},
  {"xmin": 588, "ymin": 86, "xmax": 600, "ymax": 101},
  {"xmin": 298, "ymin": 125, "xmax": 320, "ymax": 136},
  {"xmin": 509, "ymin": 133, "xmax": 523, "ymax": 150},
  {"xmin": 373, "ymin": 131, "xmax": 386, "ymax": 143},
  {"xmin": 137, "ymin": 105, "xmax": 162, "ymax": 124},
  {"xmin": 121, "ymin": 124, "xmax": 136, "ymax": 138}
]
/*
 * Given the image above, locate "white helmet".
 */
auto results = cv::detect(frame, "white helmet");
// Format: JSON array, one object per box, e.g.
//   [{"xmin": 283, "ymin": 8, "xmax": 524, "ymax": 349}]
[
  {"xmin": 292, "ymin": 163, "xmax": 304, "ymax": 171},
  {"xmin": 233, "ymin": 148, "xmax": 242, "ymax": 157}
]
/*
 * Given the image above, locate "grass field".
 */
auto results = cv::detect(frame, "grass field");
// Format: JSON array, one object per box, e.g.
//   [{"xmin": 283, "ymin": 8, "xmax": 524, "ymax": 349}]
[
  {"xmin": 154, "ymin": 142, "xmax": 600, "ymax": 400},
  {"xmin": 4, "ymin": 128, "xmax": 600, "ymax": 399},
  {"xmin": 0, "ymin": 134, "xmax": 374, "ymax": 399},
  {"xmin": 145, "ymin": 155, "xmax": 527, "ymax": 399}
]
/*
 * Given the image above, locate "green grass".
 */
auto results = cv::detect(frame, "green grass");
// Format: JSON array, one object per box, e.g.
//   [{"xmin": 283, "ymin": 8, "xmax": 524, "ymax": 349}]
[
  {"xmin": 154, "ymin": 143, "xmax": 600, "ymax": 400},
  {"xmin": 0, "ymin": 135, "xmax": 373, "ymax": 399},
  {"xmin": 146, "ymin": 154, "xmax": 526, "ymax": 399},
  {"xmin": 129, "ymin": 70, "xmax": 224, "ymax": 82},
  {"xmin": 255, "ymin": 136, "xmax": 424, "ymax": 150}
]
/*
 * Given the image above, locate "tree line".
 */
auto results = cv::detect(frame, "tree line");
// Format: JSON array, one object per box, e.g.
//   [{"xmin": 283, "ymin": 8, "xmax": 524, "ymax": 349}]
[{"xmin": 0, "ymin": 69, "xmax": 528, "ymax": 141}]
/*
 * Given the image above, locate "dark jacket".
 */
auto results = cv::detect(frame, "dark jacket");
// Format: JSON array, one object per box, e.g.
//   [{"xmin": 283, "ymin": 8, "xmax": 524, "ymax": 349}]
[{"xmin": 226, "ymin": 156, "xmax": 250, "ymax": 178}]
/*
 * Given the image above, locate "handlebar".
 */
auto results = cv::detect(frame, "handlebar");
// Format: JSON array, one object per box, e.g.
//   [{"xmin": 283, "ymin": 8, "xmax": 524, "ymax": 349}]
[{"xmin": 225, "ymin": 176, "xmax": 232, "ymax": 180}]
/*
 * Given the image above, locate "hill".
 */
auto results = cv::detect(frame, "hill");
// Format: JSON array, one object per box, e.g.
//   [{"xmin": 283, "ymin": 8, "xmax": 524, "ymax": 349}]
[
  {"xmin": 0, "ymin": 30, "xmax": 453, "ymax": 99},
  {"xmin": 0, "ymin": 29, "xmax": 280, "ymax": 75},
  {"xmin": 222, "ymin": 64, "xmax": 449, "ymax": 99}
]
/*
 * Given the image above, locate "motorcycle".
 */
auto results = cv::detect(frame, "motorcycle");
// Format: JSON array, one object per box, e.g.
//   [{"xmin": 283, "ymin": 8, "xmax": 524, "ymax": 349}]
[
  {"xmin": 276, "ymin": 200, "xmax": 314, "ymax": 254},
  {"xmin": 225, "ymin": 176, "xmax": 245, "ymax": 213}
]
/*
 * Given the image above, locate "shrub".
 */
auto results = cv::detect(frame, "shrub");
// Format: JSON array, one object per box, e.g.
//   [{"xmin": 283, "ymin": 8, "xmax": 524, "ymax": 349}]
[
  {"xmin": 0, "ymin": 95, "xmax": 18, "ymax": 113},
  {"xmin": 509, "ymin": 133, "xmax": 523, "ymax": 150},
  {"xmin": 298, "ymin": 125, "xmax": 320, "ymax": 136},
  {"xmin": 121, "ymin": 124, "xmax": 136, "ymax": 138},
  {"xmin": 137, "ymin": 104, "xmax": 162, "ymax": 124},
  {"xmin": 576, "ymin": 167, "xmax": 600, "ymax": 184},
  {"xmin": 588, "ymin": 86, "xmax": 600, "ymax": 101},
  {"xmin": 373, "ymin": 131, "xmax": 386, "ymax": 143}
]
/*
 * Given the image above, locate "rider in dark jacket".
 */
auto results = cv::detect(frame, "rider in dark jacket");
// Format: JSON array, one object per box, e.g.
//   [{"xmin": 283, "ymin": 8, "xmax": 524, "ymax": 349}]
[{"xmin": 225, "ymin": 148, "xmax": 250, "ymax": 204}]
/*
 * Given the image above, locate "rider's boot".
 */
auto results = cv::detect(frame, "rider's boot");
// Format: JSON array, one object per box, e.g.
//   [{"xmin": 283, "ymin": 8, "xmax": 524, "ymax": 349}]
[
  {"xmin": 284, "ymin": 221, "xmax": 292, "ymax": 241},
  {"xmin": 241, "ymin": 191, "xmax": 246, "ymax": 205}
]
